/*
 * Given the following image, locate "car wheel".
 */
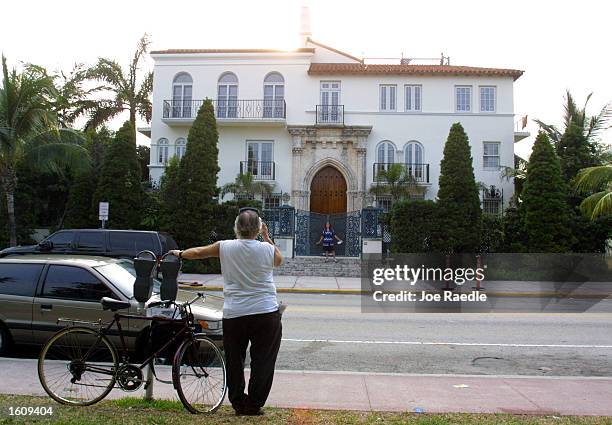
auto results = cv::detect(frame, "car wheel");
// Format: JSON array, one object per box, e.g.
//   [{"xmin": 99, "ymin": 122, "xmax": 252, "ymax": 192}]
[{"xmin": 0, "ymin": 325, "xmax": 11, "ymax": 356}]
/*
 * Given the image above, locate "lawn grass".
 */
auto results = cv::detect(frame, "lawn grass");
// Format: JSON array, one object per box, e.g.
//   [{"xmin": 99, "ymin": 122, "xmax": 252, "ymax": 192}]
[{"xmin": 0, "ymin": 394, "xmax": 610, "ymax": 424}]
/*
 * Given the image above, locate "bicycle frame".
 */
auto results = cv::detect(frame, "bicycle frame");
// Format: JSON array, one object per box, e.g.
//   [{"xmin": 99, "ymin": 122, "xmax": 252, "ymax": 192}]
[{"xmin": 73, "ymin": 296, "xmax": 205, "ymax": 380}]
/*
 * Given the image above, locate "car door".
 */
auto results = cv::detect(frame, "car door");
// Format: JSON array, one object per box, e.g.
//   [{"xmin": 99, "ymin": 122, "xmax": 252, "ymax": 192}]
[
  {"xmin": 31, "ymin": 264, "xmax": 121, "ymax": 344},
  {"xmin": 0, "ymin": 262, "xmax": 44, "ymax": 344}
]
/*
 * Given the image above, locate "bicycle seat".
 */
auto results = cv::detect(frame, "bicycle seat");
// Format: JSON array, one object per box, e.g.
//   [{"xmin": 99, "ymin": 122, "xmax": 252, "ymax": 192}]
[{"xmin": 101, "ymin": 297, "xmax": 131, "ymax": 311}]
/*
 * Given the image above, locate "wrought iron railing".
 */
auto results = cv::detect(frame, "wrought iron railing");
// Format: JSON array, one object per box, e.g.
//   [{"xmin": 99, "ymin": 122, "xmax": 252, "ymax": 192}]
[
  {"xmin": 481, "ymin": 186, "xmax": 503, "ymax": 216},
  {"xmin": 373, "ymin": 163, "xmax": 430, "ymax": 183},
  {"xmin": 162, "ymin": 99, "xmax": 286, "ymax": 120},
  {"xmin": 240, "ymin": 161, "xmax": 275, "ymax": 180},
  {"xmin": 316, "ymin": 104, "xmax": 344, "ymax": 125}
]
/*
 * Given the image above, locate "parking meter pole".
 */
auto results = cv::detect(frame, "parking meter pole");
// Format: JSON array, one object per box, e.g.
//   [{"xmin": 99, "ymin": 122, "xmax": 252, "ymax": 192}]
[{"xmin": 144, "ymin": 364, "xmax": 154, "ymax": 401}]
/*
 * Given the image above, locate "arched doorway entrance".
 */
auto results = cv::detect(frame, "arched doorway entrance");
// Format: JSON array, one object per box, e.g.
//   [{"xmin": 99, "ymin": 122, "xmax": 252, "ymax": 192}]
[{"xmin": 309, "ymin": 166, "xmax": 347, "ymax": 214}]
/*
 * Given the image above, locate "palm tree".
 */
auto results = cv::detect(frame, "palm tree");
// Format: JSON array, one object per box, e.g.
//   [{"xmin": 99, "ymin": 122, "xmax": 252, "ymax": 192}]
[
  {"xmin": 535, "ymin": 91, "xmax": 611, "ymax": 147},
  {"xmin": 85, "ymin": 34, "xmax": 153, "ymax": 141},
  {"xmin": 0, "ymin": 56, "xmax": 89, "ymax": 246},
  {"xmin": 221, "ymin": 172, "xmax": 275, "ymax": 200},
  {"xmin": 574, "ymin": 165, "xmax": 612, "ymax": 219},
  {"xmin": 369, "ymin": 163, "xmax": 426, "ymax": 202},
  {"xmin": 501, "ymin": 154, "xmax": 528, "ymax": 204},
  {"xmin": 52, "ymin": 63, "xmax": 105, "ymax": 128},
  {"xmin": 535, "ymin": 91, "xmax": 611, "ymax": 181}
]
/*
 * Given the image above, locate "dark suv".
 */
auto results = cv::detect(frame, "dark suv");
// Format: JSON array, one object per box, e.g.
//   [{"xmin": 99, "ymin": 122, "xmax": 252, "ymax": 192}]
[{"xmin": 0, "ymin": 229, "xmax": 178, "ymax": 260}]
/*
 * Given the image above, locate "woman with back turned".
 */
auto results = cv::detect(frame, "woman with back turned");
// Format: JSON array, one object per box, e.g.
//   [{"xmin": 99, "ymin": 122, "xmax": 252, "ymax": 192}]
[{"xmin": 169, "ymin": 207, "xmax": 282, "ymax": 416}]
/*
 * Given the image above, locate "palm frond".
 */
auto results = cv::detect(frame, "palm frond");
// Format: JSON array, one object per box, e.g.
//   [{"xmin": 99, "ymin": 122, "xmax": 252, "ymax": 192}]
[
  {"xmin": 88, "ymin": 58, "xmax": 126, "ymax": 89},
  {"xmin": 11, "ymin": 126, "xmax": 90, "ymax": 177},
  {"xmin": 586, "ymin": 101, "xmax": 612, "ymax": 141},
  {"xmin": 533, "ymin": 119, "xmax": 562, "ymax": 144},
  {"xmin": 84, "ymin": 102, "xmax": 124, "ymax": 131},
  {"xmin": 574, "ymin": 165, "xmax": 612, "ymax": 193},
  {"xmin": 579, "ymin": 191, "xmax": 612, "ymax": 219}
]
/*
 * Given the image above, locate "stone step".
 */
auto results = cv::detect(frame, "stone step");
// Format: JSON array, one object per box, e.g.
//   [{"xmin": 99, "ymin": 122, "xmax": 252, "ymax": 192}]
[{"xmin": 275, "ymin": 257, "xmax": 362, "ymax": 277}]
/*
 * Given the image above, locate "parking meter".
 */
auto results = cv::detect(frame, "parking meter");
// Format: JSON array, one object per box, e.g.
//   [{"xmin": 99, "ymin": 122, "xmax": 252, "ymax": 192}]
[
  {"xmin": 133, "ymin": 250, "xmax": 157, "ymax": 303},
  {"xmin": 159, "ymin": 253, "xmax": 181, "ymax": 302}
]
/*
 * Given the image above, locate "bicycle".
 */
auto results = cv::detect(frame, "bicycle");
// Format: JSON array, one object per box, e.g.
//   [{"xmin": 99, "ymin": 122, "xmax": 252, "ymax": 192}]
[{"xmin": 37, "ymin": 291, "xmax": 227, "ymax": 414}]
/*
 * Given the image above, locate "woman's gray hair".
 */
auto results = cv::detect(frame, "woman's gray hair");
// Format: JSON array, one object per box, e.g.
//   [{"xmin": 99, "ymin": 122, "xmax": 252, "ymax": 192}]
[{"xmin": 234, "ymin": 210, "xmax": 262, "ymax": 239}]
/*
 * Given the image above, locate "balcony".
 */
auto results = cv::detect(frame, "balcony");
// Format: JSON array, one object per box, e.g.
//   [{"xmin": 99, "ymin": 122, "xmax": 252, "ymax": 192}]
[
  {"xmin": 240, "ymin": 161, "xmax": 276, "ymax": 181},
  {"xmin": 316, "ymin": 104, "xmax": 344, "ymax": 126},
  {"xmin": 162, "ymin": 99, "xmax": 286, "ymax": 126},
  {"xmin": 373, "ymin": 163, "xmax": 430, "ymax": 184}
]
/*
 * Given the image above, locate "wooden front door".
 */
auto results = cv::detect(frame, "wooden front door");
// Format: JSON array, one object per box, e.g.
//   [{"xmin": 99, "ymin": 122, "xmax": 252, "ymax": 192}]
[{"xmin": 310, "ymin": 166, "xmax": 347, "ymax": 214}]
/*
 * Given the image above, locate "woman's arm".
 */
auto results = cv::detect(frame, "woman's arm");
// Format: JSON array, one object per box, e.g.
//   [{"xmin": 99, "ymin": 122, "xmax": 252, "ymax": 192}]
[
  {"xmin": 169, "ymin": 242, "xmax": 220, "ymax": 260},
  {"xmin": 261, "ymin": 223, "xmax": 283, "ymax": 267}
]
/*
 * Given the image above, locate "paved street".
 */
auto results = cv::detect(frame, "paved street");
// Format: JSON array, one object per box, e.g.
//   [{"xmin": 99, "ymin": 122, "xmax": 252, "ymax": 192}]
[{"xmin": 274, "ymin": 293, "xmax": 612, "ymax": 376}]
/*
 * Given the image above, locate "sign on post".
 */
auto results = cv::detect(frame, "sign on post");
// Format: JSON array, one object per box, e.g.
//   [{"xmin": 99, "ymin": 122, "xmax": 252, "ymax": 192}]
[{"xmin": 99, "ymin": 202, "xmax": 109, "ymax": 228}]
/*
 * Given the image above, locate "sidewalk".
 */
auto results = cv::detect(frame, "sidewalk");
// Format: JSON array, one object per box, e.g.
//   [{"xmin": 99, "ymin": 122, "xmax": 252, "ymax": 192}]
[
  {"xmin": 179, "ymin": 274, "xmax": 612, "ymax": 298},
  {"xmin": 2, "ymin": 358, "xmax": 611, "ymax": 416}
]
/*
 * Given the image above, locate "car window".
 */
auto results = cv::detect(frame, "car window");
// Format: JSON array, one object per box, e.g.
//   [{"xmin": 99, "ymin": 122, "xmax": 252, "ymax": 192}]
[
  {"xmin": 109, "ymin": 232, "xmax": 156, "ymax": 254},
  {"xmin": 47, "ymin": 231, "xmax": 74, "ymax": 248},
  {"xmin": 42, "ymin": 265, "xmax": 115, "ymax": 301},
  {"xmin": 159, "ymin": 233, "xmax": 178, "ymax": 252},
  {"xmin": 0, "ymin": 263, "xmax": 44, "ymax": 296},
  {"xmin": 77, "ymin": 231, "xmax": 105, "ymax": 251},
  {"xmin": 95, "ymin": 260, "xmax": 161, "ymax": 299}
]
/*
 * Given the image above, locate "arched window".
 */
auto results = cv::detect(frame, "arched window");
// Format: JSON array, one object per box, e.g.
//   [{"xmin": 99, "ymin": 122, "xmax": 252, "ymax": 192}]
[
  {"xmin": 157, "ymin": 138, "xmax": 169, "ymax": 164},
  {"xmin": 376, "ymin": 141, "xmax": 395, "ymax": 164},
  {"xmin": 217, "ymin": 72, "xmax": 238, "ymax": 118},
  {"xmin": 175, "ymin": 138, "xmax": 186, "ymax": 160},
  {"xmin": 404, "ymin": 141, "xmax": 425, "ymax": 181},
  {"xmin": 375, "ymin": 141, "xmax": 395, "ymax": 180},
  {"xmin": 263, "ymin": 72, "xmax": 285, "ymax": 118},
  {"xmin": 172, "ymin": 73, "xmax": 193, "ymax": 118}
]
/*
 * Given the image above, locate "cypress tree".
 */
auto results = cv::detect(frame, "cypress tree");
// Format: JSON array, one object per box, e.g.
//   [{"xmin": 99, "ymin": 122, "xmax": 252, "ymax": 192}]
[
  {"xmin": 521, "ymin": 132, "xmax": 572, "ymax": 252},
  {"xmin": 65, "ymin": 128, "xmax": 113, "ymax": 228},
  {"xmin": 159, "ymin": 156, "xmax": 181, "ymax": 234},
  {"xmin": 93, "ymin": 121, "xmax": 144, "ymax": 229},
  {"xmin": 436, "ymin": 122, "xmax": 482, "ymax": 253},
  {"xmin": 174, "ymin": 99, "xmax": 220, "ymax": 249}
]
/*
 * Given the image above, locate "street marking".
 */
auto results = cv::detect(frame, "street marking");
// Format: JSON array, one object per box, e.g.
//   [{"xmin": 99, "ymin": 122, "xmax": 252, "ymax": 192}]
[{"xmin": 281, "ymin": 338, "xmax": 612, "ymax": 349}]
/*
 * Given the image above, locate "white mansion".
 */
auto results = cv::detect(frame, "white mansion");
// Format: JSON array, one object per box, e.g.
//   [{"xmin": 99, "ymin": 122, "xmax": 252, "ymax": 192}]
[{"xmin": 145, "ymin": 31, "xmax": 526, "ymax": 216}]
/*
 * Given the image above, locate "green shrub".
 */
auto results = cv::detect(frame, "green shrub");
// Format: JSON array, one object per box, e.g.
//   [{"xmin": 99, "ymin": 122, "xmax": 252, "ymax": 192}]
[{"xmin": 389, "ymin": 200, "xmax": 438, "ymax": 253}]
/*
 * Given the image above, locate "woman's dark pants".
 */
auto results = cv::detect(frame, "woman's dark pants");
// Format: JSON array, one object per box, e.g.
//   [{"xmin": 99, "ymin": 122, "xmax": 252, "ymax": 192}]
[{"xmin": 222, "ymin": 310, "xmax": 282, "ymax": 412}]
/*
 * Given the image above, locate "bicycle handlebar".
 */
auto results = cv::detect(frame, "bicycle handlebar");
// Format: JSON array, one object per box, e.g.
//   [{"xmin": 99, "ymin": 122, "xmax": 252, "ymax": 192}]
[{"xmin": 147, "ymin": 292, "xmax": 203, "ymax": 312}]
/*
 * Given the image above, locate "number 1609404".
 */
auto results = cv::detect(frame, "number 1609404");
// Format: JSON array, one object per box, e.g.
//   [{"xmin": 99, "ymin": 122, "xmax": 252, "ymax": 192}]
[{"xmin": 8, "ymin": 406, "xmax": 54, "ymax": 416}]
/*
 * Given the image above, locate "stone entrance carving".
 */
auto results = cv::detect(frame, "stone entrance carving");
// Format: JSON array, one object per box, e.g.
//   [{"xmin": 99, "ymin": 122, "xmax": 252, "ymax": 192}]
[{"xmin": 287, "ymin": 125, "xmax": 372, "ymax": 212}]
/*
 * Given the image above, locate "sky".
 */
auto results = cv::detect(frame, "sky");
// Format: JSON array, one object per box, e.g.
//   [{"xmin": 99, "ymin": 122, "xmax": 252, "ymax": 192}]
[{"xmin": 1, "ymin": 0, "xmax": 611, "ymax": 157}]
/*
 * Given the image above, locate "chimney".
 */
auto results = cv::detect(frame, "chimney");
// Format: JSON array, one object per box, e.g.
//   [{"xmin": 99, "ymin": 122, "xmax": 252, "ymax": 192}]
[{"xmin": 299, "ymin": 3, "xmax": 312, "ymax": 47}]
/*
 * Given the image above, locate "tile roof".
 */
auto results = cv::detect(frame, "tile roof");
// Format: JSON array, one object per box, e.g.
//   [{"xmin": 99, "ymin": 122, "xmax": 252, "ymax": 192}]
[
  {"xmin": 151, "ymin": 48, "xmax": 315, "ymax": 55},
  {"xmin": 308, "ymin": 63, "xmax": 524, "ymax": 80}
]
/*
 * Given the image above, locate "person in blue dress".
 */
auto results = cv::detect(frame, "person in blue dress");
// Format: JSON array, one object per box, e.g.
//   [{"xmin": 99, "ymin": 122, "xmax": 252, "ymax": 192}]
[{"xmin": 316, "ymin": 221, "xmax": 343, "ymax": 262}]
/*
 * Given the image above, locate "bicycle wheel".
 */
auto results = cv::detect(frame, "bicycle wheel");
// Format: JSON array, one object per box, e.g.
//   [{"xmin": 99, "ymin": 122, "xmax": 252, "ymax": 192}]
[
  {"xmin": 173, "ymin": 334, "xmax": 226, "ymax": 414},
  {"xmin": 38, "ymin": 327, "xmax": 118, "ymax": 406}
]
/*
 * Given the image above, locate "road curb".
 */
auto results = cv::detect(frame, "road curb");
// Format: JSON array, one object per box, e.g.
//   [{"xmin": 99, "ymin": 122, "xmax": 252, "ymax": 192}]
[{"xmin": 178, "ymin": 284, "xmax": 611, "ymax": 299}]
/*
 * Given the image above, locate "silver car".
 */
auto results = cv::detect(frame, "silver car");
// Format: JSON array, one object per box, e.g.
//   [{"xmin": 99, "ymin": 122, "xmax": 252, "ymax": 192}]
[{"xmin": 0, "ymin": 255, "xmax": 223, "ymax": 355}]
